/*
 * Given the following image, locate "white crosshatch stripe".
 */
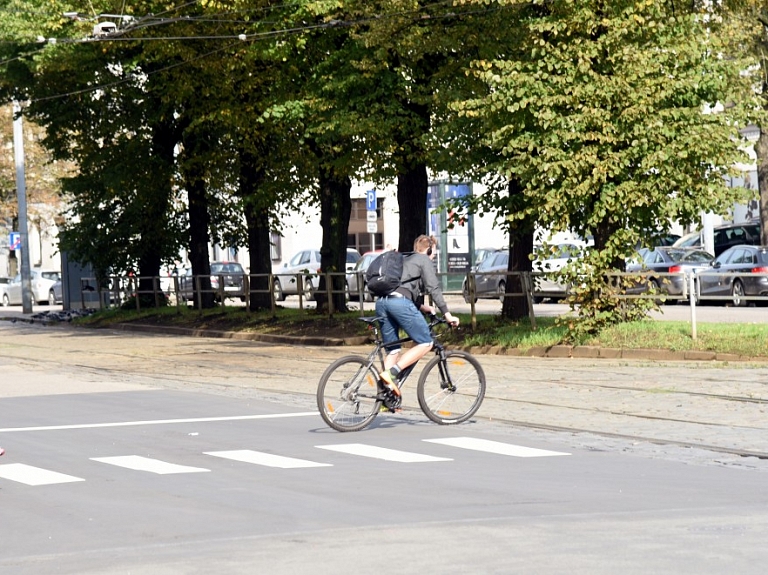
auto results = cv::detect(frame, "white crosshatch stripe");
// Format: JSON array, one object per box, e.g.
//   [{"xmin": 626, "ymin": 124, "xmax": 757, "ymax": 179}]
[
  {"xmin": 205, "ymin": 450, "xmax": 332, "ymax": 469},
  {"xmin": 423, "ymin": 437, "xmax": 571, "ymax": 457},
  {"xmin": 0, "ymin": 463, "xmax": 85, "ymax": 486},
  {"xmin": 90, "ymin": 456, "xmax": 210, "ymax": 474},
  {"xmin": 316, "ymin": 443, "xmax": 452, "ymax": 463}
]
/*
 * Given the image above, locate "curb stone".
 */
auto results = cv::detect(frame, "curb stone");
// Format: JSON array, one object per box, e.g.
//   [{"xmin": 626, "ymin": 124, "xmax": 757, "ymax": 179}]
[{"xmin": 110, "ymin": 323, "xmax": 768, "ymax": 362}]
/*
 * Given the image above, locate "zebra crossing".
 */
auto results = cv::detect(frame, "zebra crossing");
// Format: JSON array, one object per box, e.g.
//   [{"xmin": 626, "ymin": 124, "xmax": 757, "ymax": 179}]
[{"xmin": 0, "ymin": 436, "xmax": 571, "ymax": 487}]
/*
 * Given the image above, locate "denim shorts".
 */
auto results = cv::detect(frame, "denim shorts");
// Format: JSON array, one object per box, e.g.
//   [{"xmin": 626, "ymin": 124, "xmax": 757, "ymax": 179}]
[{"xmin": 375, "ymin": 296, "xmax": 433, "ymax": 350}]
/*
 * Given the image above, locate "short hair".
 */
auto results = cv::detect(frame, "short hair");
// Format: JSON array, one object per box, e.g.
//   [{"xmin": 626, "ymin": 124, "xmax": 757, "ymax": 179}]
[{"xmin": 413, "ymin": 235, "xmax": 436, "ymax": 252}]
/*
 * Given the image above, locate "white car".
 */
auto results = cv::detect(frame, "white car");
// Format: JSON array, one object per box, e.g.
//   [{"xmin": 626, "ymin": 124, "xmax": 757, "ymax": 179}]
[
  {"xmin": 2, "ymin": 269, "xmax": 61, "ymax": 306},
  {"xmin": 273, "ymin": 249, "xmax": 361, "ymax": 301},
  {"xmin": 532, "ymin": 243, "xmax": 584, "ymax": 302}
]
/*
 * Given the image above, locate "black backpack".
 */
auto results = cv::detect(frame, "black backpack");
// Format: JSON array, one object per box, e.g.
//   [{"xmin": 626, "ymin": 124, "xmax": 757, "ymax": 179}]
[{"xmin": 365, "ymin": 251, "xmax": 415, "ymax": 297}]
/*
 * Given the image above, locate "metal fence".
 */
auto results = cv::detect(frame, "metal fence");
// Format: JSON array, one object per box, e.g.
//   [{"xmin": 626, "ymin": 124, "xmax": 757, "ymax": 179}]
[{"xmin": 74, "ymin": 269, "xmax": 768, "ymax": 340}]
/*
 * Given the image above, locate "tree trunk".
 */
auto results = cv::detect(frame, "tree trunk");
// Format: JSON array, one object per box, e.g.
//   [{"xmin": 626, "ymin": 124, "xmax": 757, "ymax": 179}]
[
  {"xmin": 238, "ymin": 148, "xmax": 273, "ymax": 311},
  {"xmin": 397, "ymin": 162, "xmax": 429, "ymax": 252},
  {"xmin": 318, "ymin": 164, "xmax": 352, "ymax": 313},
  {"xmin": 182, "ymin": 132, "xmax": 215, "ymax": 309},
  {"xmin": 501, "ymin": 178, "xmax": 534, "ymax": 320},
  {"xmin": 757, "ymin": 128, "xmax": 768, "ymax": 246},
  {"xmin": 137, "ymin": 118, "xmax": 176, "ymax": 304}
]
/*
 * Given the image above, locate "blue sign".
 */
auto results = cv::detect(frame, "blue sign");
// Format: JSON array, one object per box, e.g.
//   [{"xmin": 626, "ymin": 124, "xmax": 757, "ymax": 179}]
[
  {"xmin": 9, "ymin": 232, "xmax": 20, "ymax": 250},
  {"xmin": 366, "ymin": 189, "xmax": 376, "ymax": 212}
]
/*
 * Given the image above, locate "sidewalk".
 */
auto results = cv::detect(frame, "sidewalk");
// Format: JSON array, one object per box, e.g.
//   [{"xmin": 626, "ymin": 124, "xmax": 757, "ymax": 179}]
[{"xmin": 2, "ymin": 319, "xmax": 768, "ymax": 461}]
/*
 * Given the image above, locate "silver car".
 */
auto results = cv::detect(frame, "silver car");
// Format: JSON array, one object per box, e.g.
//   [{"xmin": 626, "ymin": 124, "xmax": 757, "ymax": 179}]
[
  {"xmin": 2, "ymin": 269, "xmax": 61, "ymax": 306},
  {"xmin": 346, "ymin": 250, "xmax": 383, "ymax": 302}
]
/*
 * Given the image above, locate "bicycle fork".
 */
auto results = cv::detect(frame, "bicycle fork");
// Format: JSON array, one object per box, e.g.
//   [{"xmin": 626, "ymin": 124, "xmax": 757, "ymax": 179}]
[{"xmin": 436, "ymin": 348, "xmax": 456, "ymax": 392}]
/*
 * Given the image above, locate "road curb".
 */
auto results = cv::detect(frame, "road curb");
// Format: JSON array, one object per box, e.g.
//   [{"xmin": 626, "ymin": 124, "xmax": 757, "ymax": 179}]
[{"xmin": 104, "ymin": 322, "xmax": 768, "ymax": 362}]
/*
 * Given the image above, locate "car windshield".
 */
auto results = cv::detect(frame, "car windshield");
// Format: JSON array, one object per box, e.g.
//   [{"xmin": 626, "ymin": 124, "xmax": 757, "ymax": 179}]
[
  {"xmin": 211, "ymin": 263, "xmax": 243, "ymax": 274},
  {"xmin": 680, "ymin": 251, "xmax": 713, "ymax": 263},
  {"xmin": 41, "ymin": 271, "xmax": 60, "ymax": 281},
  {"xmin": 346, "ymin": 251, "xmax": 360, "ymax": 264},
  {"xmin": 665, "ymin": 249, "xmax": 710, "ymax": 263}
]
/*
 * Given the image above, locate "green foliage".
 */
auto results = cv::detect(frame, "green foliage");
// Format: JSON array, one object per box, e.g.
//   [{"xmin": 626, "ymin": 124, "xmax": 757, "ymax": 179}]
[{"xmin": 457, "ymin": 0, "xmax": 757, "ymax": 335}]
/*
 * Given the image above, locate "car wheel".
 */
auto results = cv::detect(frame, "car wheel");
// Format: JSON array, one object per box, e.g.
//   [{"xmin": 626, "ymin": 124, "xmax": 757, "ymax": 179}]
[
  {"xmin": 648, "ymin": 278, "xmax": 665, "ymax": 305},
  {"xmin": 273, "ymin": 279, "xmax": 285, "ymax": 302},
  {"xmin": 303, "ymin": 279, "xmax": 315, "ymax": 302},
  {"xmin": 497, "ymin": 280, "xmax": 506, "ymax": 303},
  {"xmin": 48, "ymin": 290, "xmax": 56, "ymax": 306},
  {"xmin": 731, "ymin": 280, "xmax": 746, "ymax": 307},
  {"xmin": 1, "ymin": 293, "xmax": 8, "ymax": 307},
  {"xmin": 462, "ymin": 282, "xmax": 477, "ymax": 304}
]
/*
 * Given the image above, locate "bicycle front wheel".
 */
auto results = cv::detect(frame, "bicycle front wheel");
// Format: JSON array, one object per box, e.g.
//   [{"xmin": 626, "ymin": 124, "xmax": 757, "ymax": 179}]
[
  {"xmin": 317, "ymin": 356, "xmax": 383, "ymax": 432},
  {"xmin": 417, "ymin": 351, "xmax": 485, "ymax": 425}
]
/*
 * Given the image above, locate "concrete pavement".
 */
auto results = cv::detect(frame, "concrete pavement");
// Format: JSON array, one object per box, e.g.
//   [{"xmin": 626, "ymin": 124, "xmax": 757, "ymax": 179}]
[{"xmin": 1, "ymin": 319, "xmax": 768, "ymax": 463}]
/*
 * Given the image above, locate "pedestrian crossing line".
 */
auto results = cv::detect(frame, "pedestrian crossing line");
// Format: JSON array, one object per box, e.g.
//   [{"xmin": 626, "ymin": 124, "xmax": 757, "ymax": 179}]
[
  {"xmin": 90, "ymin": 456, "xmax": 210, "ymax": 475},
  {"xmin": 316, "ymin": 443, "xmax": 452, "ymax": 463},
  {"xmin": 205, "ymin": 450, "xmax": 332, "ymax": 469},
  {"xmin": 0, "ymin": 463, "xmax": 85, "ymax": 486},
  {"xmin": 423, "ymin": 437, "xmax": 571, "ymax": 458},
  {"xmin": 0, "ymin": 412, "xmax": 318, "ymax": 433}
]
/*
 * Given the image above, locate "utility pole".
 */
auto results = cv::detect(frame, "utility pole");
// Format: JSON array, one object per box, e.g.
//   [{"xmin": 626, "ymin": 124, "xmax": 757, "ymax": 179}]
[{"xmin": 13, "ymin": 101, "xmax": 33, "ymax": 314}]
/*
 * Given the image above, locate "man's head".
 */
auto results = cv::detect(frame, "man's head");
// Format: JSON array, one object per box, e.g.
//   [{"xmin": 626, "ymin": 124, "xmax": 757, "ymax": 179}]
[{"xmin": 413, "ymin": 235, "xmax": 437, "ymax": 257}]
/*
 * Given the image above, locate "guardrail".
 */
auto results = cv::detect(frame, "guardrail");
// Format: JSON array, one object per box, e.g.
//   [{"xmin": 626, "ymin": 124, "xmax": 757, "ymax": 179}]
[{"xmin": 72, "ymin": 269, "xmax": 768, "ymax": 339}]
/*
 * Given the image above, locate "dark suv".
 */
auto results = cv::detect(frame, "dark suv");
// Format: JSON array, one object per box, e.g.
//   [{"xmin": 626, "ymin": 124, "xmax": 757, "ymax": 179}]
[
  {"xmin": 711, "ymin": 222, "xmax": 761, "ymax": 256},
  {"xmin": 680, "ymin": 222, "xmax": 761, "ymax": 257}
]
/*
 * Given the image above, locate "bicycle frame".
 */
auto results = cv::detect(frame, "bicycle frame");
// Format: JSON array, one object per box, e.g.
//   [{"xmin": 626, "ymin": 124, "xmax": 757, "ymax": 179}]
[{"xmin": 360, "ymin": 315, "xmax": 448, "ymax": 391}]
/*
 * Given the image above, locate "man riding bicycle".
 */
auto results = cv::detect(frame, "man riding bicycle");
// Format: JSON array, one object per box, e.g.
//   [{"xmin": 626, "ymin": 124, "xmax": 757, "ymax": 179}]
[{"xmin": 375, "ymin": 235, "xmax": 460, "ymax": 402}]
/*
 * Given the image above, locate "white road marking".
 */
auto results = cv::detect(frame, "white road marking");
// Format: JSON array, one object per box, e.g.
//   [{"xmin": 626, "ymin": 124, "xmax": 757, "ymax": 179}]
[
  {"xmin": 424, "ymin": 437, "xmax": 571, "ymax": 457},
  {"xmin": 205, "ymin": 450, "xmax": 332, "ymax": 469},
  {"xmin": 0, "ymin": 463, "xmax": 85, "ymax": 486},
  {"xmin": 90, "ymin": 456, "xmax": 210, "ymax": 474},
  {"xmin": 316, "ymin": 443, "xmax": 452, "ymax": 463},
  {"xmin": 0, "ymin": 412, "xmax": 318, "ymax": 433}
]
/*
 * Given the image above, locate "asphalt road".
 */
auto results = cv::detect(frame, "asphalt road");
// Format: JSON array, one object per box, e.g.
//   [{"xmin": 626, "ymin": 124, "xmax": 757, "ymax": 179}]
[
  {"xmin": 2, "ymin": 386, "xmax": 768, "ymax": 575},
  {"xmin": 1, "ymin": 322, "xmax": 768, "ymax": 574}
]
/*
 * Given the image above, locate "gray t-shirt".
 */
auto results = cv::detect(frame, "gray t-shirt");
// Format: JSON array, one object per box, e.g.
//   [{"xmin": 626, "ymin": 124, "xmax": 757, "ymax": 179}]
[{"xmin": 395, "ymin": 252, "xmax": 449, "ymax": 314}]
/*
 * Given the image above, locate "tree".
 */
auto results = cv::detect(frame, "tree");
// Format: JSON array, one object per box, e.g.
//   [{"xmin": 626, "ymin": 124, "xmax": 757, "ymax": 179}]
[{"xmin": 457, "ymin": 0, "xmax": 754, "ymax": 335}]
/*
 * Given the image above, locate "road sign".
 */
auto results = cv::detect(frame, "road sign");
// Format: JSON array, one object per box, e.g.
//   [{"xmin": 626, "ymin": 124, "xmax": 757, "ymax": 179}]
[
  {"xmin": 9, "ymin": 232, "xmax": 20, "ymax": 250},
  {"xmin": 367, "ymin": 222, "xmax": 378, "ymax": 234},
  {"xmin": 366, "ymin": 210, "xmax": 377, "ymax": 222},
  {"xmin": 366, "ymin": 189, "xmax": 376, "ymax": 212}
]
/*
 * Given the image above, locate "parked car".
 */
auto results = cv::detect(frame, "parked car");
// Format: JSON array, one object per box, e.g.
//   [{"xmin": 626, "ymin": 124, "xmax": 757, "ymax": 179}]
[
  {"xmin": 472, "ymin": 247, "xmax": 500, "ymax": 271},
  {"xmin": 672, "ymin": 230, "xmax": 701, "ymax": 248},
  {"xmin": 626, "ymin": 247, "xmax": 713, "ymax": 301},
  {"xmin": 711, "ymin": 222, "xmax": 761, "ymax": 257},
  {"xmin": 48, "ymin": 279, "xmax": 63, "ymax": 305},
  {"xmin": 179, "ymin": 261, "xmax": 246, "ymax": 302},
  {"xmin": 346, "ymin": 250, "xmax": 384, "ymax": 302},
  {"xmin": 532, "ymin": 243, "xmax": 585, "ymax": 303},
  {"xmin": 272, "ymin": 248, "xmax": 360, "ymax": 301},
  {"xmin": 462, "ymin": 250, "xmax": 509, "ymax": 303},
  {"xmin": 2, "ymin": 269, "xmax": 61, "ymax": 306},
  {"xmin": 0, "ymin": 277, "xmax": 10, "ymax": 306},
  {"xmin": 676, "ymin": 222, "xmax": 761, "ymax": 256},
  {"xmin": 698, "ymin": 245, "xmax": 768, "ymax": 307}
]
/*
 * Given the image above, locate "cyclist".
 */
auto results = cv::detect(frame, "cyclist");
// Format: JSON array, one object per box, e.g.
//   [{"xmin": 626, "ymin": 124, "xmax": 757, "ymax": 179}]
[{"xmin": 375, "ymin": 234, "xmax": 460, "ymax": 401}]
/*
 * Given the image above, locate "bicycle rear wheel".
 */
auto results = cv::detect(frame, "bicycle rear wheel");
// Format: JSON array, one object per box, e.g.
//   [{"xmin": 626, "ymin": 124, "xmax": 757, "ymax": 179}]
[
  {"xmin": 317, "ymin": 356, "xmax": 383, "ymax": 432},
  {"xmin": 417, "ymin": 351, "xmax": 485, "ymax": 425}
]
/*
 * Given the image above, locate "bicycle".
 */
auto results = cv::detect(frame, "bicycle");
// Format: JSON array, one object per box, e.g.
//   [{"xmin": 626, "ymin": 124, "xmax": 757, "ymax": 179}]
[{"xmin": 317, "ymin": 314, "xmax": 486, "ymax": 432}]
